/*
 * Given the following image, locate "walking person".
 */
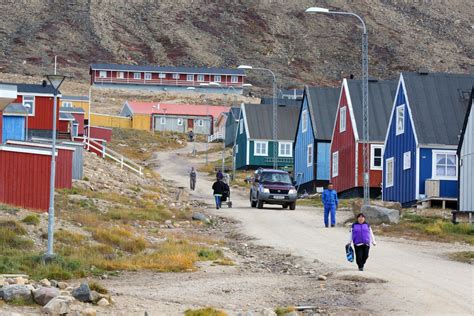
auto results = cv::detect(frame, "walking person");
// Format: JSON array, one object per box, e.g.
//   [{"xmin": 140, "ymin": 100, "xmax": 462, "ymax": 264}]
[
  {"xmin": 348, "ymin": 213, "xmax": 376, "ymax": 271},
  {"xmin": 212, "ymin": 178, "xmax": 227, "ymax": 209},
  {"xmin": 216, "ymin": 169, "xmax": 224, "ymax": 180},
  {"xmin": 189, "ymin": 167, "xmax": 197, "ymax": 191},
  {"xmin": 322, "ymin": 183, "xmax": 338, "ymax": 227}
]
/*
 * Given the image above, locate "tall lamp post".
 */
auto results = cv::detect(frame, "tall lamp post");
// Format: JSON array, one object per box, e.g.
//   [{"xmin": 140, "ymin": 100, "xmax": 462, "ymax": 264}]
[
  {"xmin": 305, "ymin": 7, "xmax": 370, "ymax": 206},
  {"xmin": 23, "ymin": 104, "xmax": 30, "ymax": 140},
  {"xmin": 44, "ymin": 74, "xmax": 66, "ymax": 260},
  {"xmin": 238, "ymin": 65, "xmax": 278, "ymax": 169}
]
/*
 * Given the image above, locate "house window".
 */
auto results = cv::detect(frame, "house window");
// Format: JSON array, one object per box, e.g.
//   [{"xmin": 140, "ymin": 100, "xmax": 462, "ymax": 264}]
[
  {"xmin": 302, "ymin": 110, "xmax": 308, "ymax": 133},
  {"xmin": 172, "ymin": 73, "xmax": 180, "ymax": 79},
  {"xmin": 62, "ymin": 101, "xmax": 72, "ymax": 108},
  {"xmin": 254, "ymin": 141, "xmax": 268, "ymax": 156},
  {"xmin": 279, "ymin": 142, "xmax": 292, "ymax": 157},
  {"xmin": 235, "ymin": 144, "xmax": 239, "ymax": 154},
  {"xmin": 239, "ymin": 120, "xmax": 243, "ymax": 134},
  {"xmin": 340, "ymin": 106, "xmax": 347, "ymax": 133},
  {"xmin": 403, "ymin": 151, "xmax": 411, "ymax": 170},
  {"xmin": 99, "ymin": 71, "xmax": 107, "ymax": 78},
  {"xmin": 307, "ymin": 144, "xmax": 313, "ymax": 167},
  {"xmin": 231, "ymin": 76, "xmax": 238, "ymax": 83},
  {"xmin": 386, "ymin": 157, "xmax": 394, "ymax": 187},
  {"xmin": 370, "ymin": 145, "xmax": 384, "ymax": 170},
  {"xmin": 22, "ymin": 96, "xmax": 35, "ymax": 115},
  {"xmin": 117, "ymin": 72, "xmax": 124, "ymax": 79},
  {"xmin": 332, "ymin": 151, "xmax": 339, "ymax": 177},
  {"xmin": 196, "ymin": 119, "xmax": 204, "ymax": 127},
  {"xmin": 186, "ymin": 74, "xmax": 194, "ymax": 81},
  {"xmin": 214, "ymin": 75, "xmax": 221, "ymax": 82},
  {"xmin": 144, "ymin": 73, "xmax": 152, "ymax": 80},
  {"xmin": 396, "ymin": 104, "xmax": 405, "ymax": 135},
  {"xmin": 160, "ymin": 117, "xmax": 166, "ymax": 125},
  {"xmin": 197, "ymin": 74, "xmax": 204, "ymax": 82},
  {"xmin": 177, "ymin": 118, "xmax": 183, "ymax": 126},
  {"xmin": 133, "ymin": 72, "xmax": 141, "ymax": 80},
  {"xmin": 432, "ymin": 151, "xmax": 457, "ymax": 180},
  {"xmin": 159, "ymin": 73, "xmax": 166, "ymax": 79}
]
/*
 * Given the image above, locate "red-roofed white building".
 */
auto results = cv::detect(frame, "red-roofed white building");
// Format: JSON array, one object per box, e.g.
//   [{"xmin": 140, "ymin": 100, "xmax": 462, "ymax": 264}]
[{"xmin": 120, "ymin": 101, "xmax": 230, "ymax": 135}]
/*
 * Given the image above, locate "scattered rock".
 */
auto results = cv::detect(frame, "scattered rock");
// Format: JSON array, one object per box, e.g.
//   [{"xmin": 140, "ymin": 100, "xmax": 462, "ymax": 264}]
[
  {"xmin": 14, "ymin": 276, "xmax": 27, "ymax": 285},
  {"xmin": 39, "ymin": 278, "xmax": 51, "ymax": 287},
  {"xmin": 97, "ymin": 297, "xmax": 110, "ymax": 307},
  {"xmin": 260, "ymin": 308, "xmax": 277, "ymax": 316},
  {"xmin": 361, "ymin": 205, "xmax": 400, "ymax": 224},
  {"xmin": 283, "ymin": 312, "xmax": 299, "ymax": 316},
  {"xmin": 90, "ymin": 290, "xmax": 101, "ymax": 303},
  {"xmin": 192, "ymin": 212, "xmax": 210, "ymax": 223},
  {"xmin": 58, "ymin": 281, "xmax": 69, "ymax": 290},
  {"xmin": 318, "ymin": 275, "xmax": 327, "ymax": 281},
  {"xmin": 43, "ymin": 295, "xmax": 74, "ymax": 315},
  {"xmin": 1, "ymin": 284, "xmax": 32, "ymax": 302},
  {"xmin": 82, "ymin": 307, "xmax": 97, "ymax": 316},
  {"xmin": 34, "ymin": 287, "xmax": 60, "ymax": 306},
  {"xmin": 72, "ymin": 283, "xmax": 92, "ymax": 302}
]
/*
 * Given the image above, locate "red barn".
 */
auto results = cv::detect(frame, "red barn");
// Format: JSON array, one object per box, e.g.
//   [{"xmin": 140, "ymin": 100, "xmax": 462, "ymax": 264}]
[
  {"xmin": 60, "ymin": 107, "xmax": 85, "ymax": 137},
  {"xmin": 330, "ymin": 78, "xmax": 397, "ymax": 198}
]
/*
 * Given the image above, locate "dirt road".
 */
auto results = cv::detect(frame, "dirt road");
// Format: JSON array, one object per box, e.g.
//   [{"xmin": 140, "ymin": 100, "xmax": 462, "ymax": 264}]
[{"xmin": 158, "ymin": 143, "xmax": 474, "ymax": 316}]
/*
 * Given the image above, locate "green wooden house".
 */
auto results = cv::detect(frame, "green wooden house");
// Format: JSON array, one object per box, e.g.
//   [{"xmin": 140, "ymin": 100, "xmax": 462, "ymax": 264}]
[{"xmin": 235, "ymin": 103, "xmax": 299, "ymax": 170}]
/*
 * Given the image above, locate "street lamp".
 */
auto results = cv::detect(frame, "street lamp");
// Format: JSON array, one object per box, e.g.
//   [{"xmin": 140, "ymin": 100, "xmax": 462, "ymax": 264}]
[
  {"xmin": 23, "ymin": 104, "xmax": 30, "ymax": 140},
  {"xmin": 237, "ymin": 65, "xmax": 278, "ymax": 169},
  {"xmin": 305, "ymin": 7, "xmax": 370, "ymax": 206},
  {"xmin": 44, "ymin": 74, "xmax": 66, "ymax": 260}
]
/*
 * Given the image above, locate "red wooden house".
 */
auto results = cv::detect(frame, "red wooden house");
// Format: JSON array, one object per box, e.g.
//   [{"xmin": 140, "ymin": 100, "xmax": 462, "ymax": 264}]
[
  {"xmin": 60, "ymin": 107, "xmax": 85, "ymax": 137},
  {"xmin": 330, "ymin": 78, "xmax": 397, "ymax": 197}
]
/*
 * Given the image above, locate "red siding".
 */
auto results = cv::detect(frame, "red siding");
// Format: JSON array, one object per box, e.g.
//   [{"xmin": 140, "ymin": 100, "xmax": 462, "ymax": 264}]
[
  {"xmin": 88, "ymin": 126, "xmax": 112, "ymax": 142},
  {"xmin": 72, "ymin": 113, "xmax": 85, "ymax": 135},
  {"xmin": 58, "ymin": 120, "xmax": 70, "ymax": 133},
  {"xmin": 0, "ymin": 149, "xmax": 51, "ymax": 211},
  {"xmin": 331, "ymin": 85, "xmax": 357, "ymax": 193},
  {"xmin": 15, "ymin": 95, "xmax": 59, "ymax": 130},
  {"xmin": 356, "ymin": 142, "xmax": 383, "ymax": 188},
  {"xmin": 0, "ymin": 111, "xmax": 3, "ymax": 142}
]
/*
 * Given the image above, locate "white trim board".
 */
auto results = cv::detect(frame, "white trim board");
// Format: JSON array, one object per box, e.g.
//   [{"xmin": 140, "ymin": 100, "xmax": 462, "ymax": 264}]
[{"xmin": 0, "ymin": 145, "xmax": 57, "ymax": 156}]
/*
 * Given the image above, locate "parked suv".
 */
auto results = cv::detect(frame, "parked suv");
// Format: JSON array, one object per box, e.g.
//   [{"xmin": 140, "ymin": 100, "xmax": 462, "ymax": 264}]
[{"xmin": 250, "ymin": 168, "xmax": 297, "ymax": 210}]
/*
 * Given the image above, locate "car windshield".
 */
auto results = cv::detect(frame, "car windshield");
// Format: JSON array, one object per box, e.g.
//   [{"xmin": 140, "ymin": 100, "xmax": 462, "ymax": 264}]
[{"xmin": 260, "ymin": 172, "xmax": 292, "ymax": 184}]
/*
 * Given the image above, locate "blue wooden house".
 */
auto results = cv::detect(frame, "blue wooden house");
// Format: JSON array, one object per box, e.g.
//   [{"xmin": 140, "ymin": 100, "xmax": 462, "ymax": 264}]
[
  {"xmin": 235, "ymin": 103, "xmax": 299, "ymax": 170},
  {"xmin": 224, "ymin": 106, "xmax": 241, "ymax": 148},
  {"xmin": 382, "ymin": 72, "xmax": 474, "ymax": 207},
  {"xmin": 2, "ymin": 103, "xmax": 26, "ymax": 143},
  {"xmin": 293, "ymin": 86, "xmax": 340, "ymax": 193}
]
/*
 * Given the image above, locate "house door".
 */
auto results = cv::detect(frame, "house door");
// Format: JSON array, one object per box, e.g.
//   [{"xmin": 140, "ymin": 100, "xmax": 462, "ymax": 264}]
[
  {"xmin": 2, "ymin": 116, "xmax": 25, "ymax": 143},
  {"xmin": 187, "ymin": 119, "xmax": 194, "ymax": 130}
]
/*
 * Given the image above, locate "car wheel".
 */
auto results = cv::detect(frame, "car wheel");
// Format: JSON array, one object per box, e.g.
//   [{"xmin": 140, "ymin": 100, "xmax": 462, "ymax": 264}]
[
  {"xmin": 257, "ymin": 195, "xmax": 264, "ymax": 209},
  {"xmin": 289, "ymin": 202, "xmax": 296, "ymax": 210},
  {"xmin": 282, "ymin": 203, "xmax": 288, "ymax": 209},
  {"xmin": 250, "ymin": 191, "xmax": 257, "ymax": 208}
]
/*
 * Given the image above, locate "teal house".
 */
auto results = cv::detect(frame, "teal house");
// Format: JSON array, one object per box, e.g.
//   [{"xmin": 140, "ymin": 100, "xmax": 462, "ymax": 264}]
[{"xmin": 235, "ymin": 103, "xmax": 299, "ymax": 170}]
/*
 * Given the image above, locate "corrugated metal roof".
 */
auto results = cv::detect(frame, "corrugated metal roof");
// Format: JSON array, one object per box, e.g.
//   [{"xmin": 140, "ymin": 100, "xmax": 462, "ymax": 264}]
[
  {"xmin": 125, "ymin": 101, "xmax": 229, "ymax": 118},
  {"xmin": 60, "ymin": 107, "xmax": 85, "ymax": 114},
  {"xmin": 3, "ymin": 103, "xmax": 27, "ymax": 115},
  {"xmin": 306, "ymin": 86, "xmax": 340, "ymax": 140},
  {"xmin": 0, "ymin": 82, "xmax": 57, "ymax": 95},
  {"xmin": 260, "ymin": 98, "xmax": 302, "ymax": 107},
  {"xmin": 59, "ymin": 112, "xmax": 75, "ymax": 121},
  {"xmin": 62, "ymin": 95, "xmax": 89, "ymax": 101},
  {"xmin": 347, "ymin": 79, "xmax": 398, "ymax": 142},
  {"xmin": 403, "ymin": 72, "xmax": 474, "ymax": 146},
  {"xmin": 90, "ymin": 63, "xmax": 245, "ymax": 76},
  {"xmin": 244, "ymin": 103, "xmax": 299, "ymax": 140}
]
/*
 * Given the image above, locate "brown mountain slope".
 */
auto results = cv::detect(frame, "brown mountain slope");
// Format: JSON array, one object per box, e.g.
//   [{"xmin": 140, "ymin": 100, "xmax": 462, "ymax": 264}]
[{"xmin": 0, "ymin": 0, "xmax": 472, "ymax": 89}]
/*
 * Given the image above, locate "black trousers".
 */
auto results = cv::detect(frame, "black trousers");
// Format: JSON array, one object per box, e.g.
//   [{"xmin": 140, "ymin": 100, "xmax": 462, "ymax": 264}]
[{"xmin": 354, "ymin": 244, "xmax": 370, "ymax": 268}]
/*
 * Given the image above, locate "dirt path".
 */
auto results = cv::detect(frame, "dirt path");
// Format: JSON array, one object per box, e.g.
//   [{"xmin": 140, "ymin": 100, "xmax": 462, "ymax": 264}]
[{"xmin": 157, "ymin": 143, "xmax": 474, "ymax": 316}]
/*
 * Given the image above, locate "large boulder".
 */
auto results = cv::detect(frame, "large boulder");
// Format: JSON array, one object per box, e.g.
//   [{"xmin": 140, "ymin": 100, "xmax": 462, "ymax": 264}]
[
  {"xmin": 1, "ymin": 284, "xmax": 32, "ymax": 302},
  {"xmin": 192, "ymin": 212, "xmax": 210, "ymax": 223},
  {"xmin": 34, "ymin": 287, "xmax": 60, "ymax": 306},
  {"xmin": 42, "ymin": 295, "xmax": 74, "ymax": 314},
  {"xmin": 71, "ymin": 283, "xmax": 92, "ymax": 302},
  {"xmin": 361, "ymin": 205, "xmax": 400, "ymax": 224}
]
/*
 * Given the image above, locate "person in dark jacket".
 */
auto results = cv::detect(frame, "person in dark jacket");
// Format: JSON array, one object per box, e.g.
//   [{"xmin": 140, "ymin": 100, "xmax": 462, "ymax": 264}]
[
  {"xmin": 189, "ymin": 167, "xmax": 197, "ymax": 191},
  {"xmin": 212, "ymin": 179, "xmax": 228, "ymax": 209},
  {"xmin": 348, "ymin": 213, "xmax": 376, "ymax": 271},
  {"xmin": 322, "ymin": 183, "xmax": 338, "ymax": 227},
  {"xmin": 216, "ymin": 169, "xmax": 224, "ymax": 180}
]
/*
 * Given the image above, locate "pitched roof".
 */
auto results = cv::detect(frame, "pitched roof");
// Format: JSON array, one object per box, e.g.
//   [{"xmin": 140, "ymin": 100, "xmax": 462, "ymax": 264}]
[
  {"xmin": 243, "ymin": 103, "xmax": 299, "ymax": 140},
  {"xmin": 402, "ymin": 72, "xmax": 474, "ymax": 146},
  {"xmin": 125, "ymin": 101, "xmax": 229, "ymax": 119},
  {"xmin": 229, "ymin": 107, "xmax": 241, "ymax": 121},
  {"xmin": 3, "ymin": 103, "xmax": 27, "ymax": 115},
  {"xmin": 90, "ymin": 63, "xmax": 245, "ymax": 76},
  {"xmin": 458, "ymin": 88, "xmax": 474, "ymax": 155},
  {"xmin": 260, "ymin": 97, "xmax": 302, "ymax": 107},
  {"xmin": 62, "ymin": 95, "xmax": 89, "ymax": 101},
  {"xmin": 0, "ymin": 82, "xmax": 57, "ymax": 95},
  {"xmin": 305, "ymin": 86, "xmax": 340, "ymax": 140},
  {"xmin": 60, "ymin": 107, "xmax": 85, "ymax": 114},
  {"xmin": 346, "ymin": 79, "xmax": 398, "ymax": 142},
  {"xmin": 59, "ymin": 112, "xmax": 75, "ymax": 121}
]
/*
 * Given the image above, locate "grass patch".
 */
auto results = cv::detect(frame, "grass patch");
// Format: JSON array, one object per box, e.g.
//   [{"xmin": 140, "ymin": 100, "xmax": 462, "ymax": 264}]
[
  {"xmin": 198, "ymin": 249, "xmax": 224, "ymax": 261},
  {"xmin": 55, "ymin": 230, "xmax": 86, "ymax": 245},
  {"xmin": 185, "ymin": 307, "xmax": 228, "ymax": 316},
  {"xmin": 0, "ymin": 220, "xmax": 33, "ymax": 250},
  {"xmin": 22, "ymin": 214, "xmax": 40, "ymax": 226},
  {"xmin": 275, "ymin": 306, "xmax": 296, "ymax": 316},
  {"xmin": 89, "ymin": 280, "xmax": 109, "ymax": 294},
  {"xmin": 213, "ymin": 258, "xmax": 234, "ymax": 266},
  {"xmin": 297, "ymin": 197, "xmax": 354, "ymax": 208},
  {"xmin": 90, "ymin": 227, "xmax": 147, "ymax": 253},
  {"xmin": 448, "ymin": 251, "xmax": 474, "ymax": 264},
  {"xmin": 8, "ymin": 296, "xmax": 35, "ymax": 306}
]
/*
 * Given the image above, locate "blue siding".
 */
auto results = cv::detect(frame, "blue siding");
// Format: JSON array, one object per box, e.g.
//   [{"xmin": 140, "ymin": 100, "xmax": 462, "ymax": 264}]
[
  {"xmin": 294, "ymin": 97, "xmax": 315, "ymax": 186},
  {"xmin": 419, "ymin": 148, "xmax": 458, "ymax": 198},
  {"xmin": 383, "ymin": 83, "xmax": 417, "ymax": 204},
  {"xmin": 2, "ymin": 116, "xmax": 25, "ymax": 143},
  {"xmin": 316, "ymin": 142, "xmax": 330, "ymax": 180}
]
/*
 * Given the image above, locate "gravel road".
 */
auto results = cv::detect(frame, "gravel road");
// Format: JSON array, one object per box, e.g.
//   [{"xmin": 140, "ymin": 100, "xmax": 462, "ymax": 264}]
[{"xmin": 158, "ymin": 143, "xmax": 474, "ymax": 316}]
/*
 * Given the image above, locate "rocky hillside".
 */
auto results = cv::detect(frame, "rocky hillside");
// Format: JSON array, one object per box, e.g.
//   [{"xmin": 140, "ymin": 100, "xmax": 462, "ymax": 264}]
[{"xmin": 0, "ymin": 0, "xmax": 472, "ymax": 89}]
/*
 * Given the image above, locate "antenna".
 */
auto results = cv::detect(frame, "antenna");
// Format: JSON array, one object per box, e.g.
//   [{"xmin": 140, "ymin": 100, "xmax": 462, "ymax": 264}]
[{"xmin": 54, "ymin": 56, "xmax": 57, "ymax": 75}]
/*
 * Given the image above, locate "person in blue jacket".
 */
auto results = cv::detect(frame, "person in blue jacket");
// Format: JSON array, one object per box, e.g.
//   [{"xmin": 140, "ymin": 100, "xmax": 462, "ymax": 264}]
[{"xmin": 322, "ymin": 183, "xmax": 338, "ymax": 227}]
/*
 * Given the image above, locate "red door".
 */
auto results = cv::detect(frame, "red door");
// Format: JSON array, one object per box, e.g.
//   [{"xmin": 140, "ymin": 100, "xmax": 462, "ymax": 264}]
[{"xmin": 188, "ymin": 119, "xmax": 194, "ymax": 130}]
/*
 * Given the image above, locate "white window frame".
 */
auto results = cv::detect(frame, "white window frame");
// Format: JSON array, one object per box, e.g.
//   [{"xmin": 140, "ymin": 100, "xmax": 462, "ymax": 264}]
[
  {"xmin": 231, "ymin": 76, "xmax": 238, "ymax": 83},
  {"xmin": 197, "ymin": 74, "xmax": 204, "ymax": 82},
  {"xmin": 214, "ymin": 75, "xmax": 221, "ymax": 82},
  {"xmin": 396, "ymin": 104, "xmax": 405, "ymax": 135},
  {"xmin": 339, "ymin": 106, "xmax": 347, "ymax": 133},
  {"xmin": 159, "ymin": 73, "xmax": 166, "ymax": 79},
  {"xmin": 160, "ymin": 117, "xmax": 166, "ymax": 125},
  {"xmin": 62, "ymin": 101, "xmax": 72, "ymax": 108},
  {"xmin": 235, "ymin": 144, "xmax": 239, "ymax": 154},
  {"xmin": 133, "ymin": 72, "xmax": 141, "ymax": 80},
  {"xmin": 386, "ymin": 157, "xmax": 394, "ymax": 187},
  {"xmin": 370, "ymin": 144, "xmax": 384, "ymax": 170},
  {"xmin": 307, "ymin": 144, "xmax": 313, "ymax": 167},
  {"xmin": 172, "ymin": 73, "xmax": 180, "ymax": 79},
  {"xmin": 302, "ymin": 109, "xmax": 308, "ymax": 133},
  {"xmin": 239, "ymin": 120, "xmax": 243, "ymax": 134},
  {"xmin": 432, "ymin": 150, "xmax": 457, "ymax": 180},
  {"xmin": 403, "ymin": 151, "xmax": 411, "ymax": 170},
  {"xmin": 278, "ymin": 142, "xmax": 292, "ymax": 157},
  {"xmin": 22, "ymin": 95, "xmax": 35, "ymax": 116},
  {"xmin": 332, "ymin": 151, "xmax": 339, "ymax": 177},
  {"xmin": 196, "ymin": 119, "xmax": 204, "ymax": 127},
  {"xmin": 144, "ymin": 72, "xmax": 152, "ymax": 80},
  {"xmin": 254, "ymin": 141, "xmax": 268, "ymax": 156},
  {"xmin": 186, "ymin": 74, "xmax": 194, "ymax": 81},
  {"xmin": 177, "ymin": 118, "xmax": 183, "ymax": 126},
  {"xmin": 117, "ymin": 71, "xmax": 124, "ymax": 79},
  {"xmin": 99, "ymin": 71, "xmax": 107, "ymax": 78}
]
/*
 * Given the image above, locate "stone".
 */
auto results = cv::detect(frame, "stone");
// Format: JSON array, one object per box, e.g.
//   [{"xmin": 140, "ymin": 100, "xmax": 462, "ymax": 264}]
[
  {"xmin": 72, "ymin": 283, "xmax": 92, "ymax": 302},
  {"xmin": 360, "ymin": 205, "xmax": 400, "ymax": 224},
  {"xmin": 192, "ymin": 212, "xmax": 210, "ymax": 223},
  {"xmin": 58, "ymin": 281, "xmax": 69, "ymax": 290},
  {"xmin": 82, "ymin": 307, "xmax": 97, "ymax": 316},
  {"xmin": 260, "ymin": 308, "xmax": 277, "ymax": 316},
  {"xmin": 43, "ymin": 295, "xmax": 74, "ymax": 314},
  {"xmin": 50, "ymin": 280, "xmax": 58, "ymax": 288},
  {"xmin": 34, "ymin": 287, "xmax": 60, "ymax": 306},
  {"xmin": 14, "ymin": 276, "xmax": 27, "ymax": 285},
  {"xmin": 318, "ymin": 275, "xmax": 327, "ymax": 281},
  {"xmin": 1, "ymin": 284, "xmax": 32, "ymax": 302},
  {"xmin": 97, "ymin": 297, "xmax": 110, "ymax": 306},
  {"xmin": 283, "ymin": 312, "xmax": 299, "ymax": 316},
  {"xmin": 39, "ymin": 278, "xmax": 51, "ymax": 287},
  {"xmin": 90, "ymin": 290, "xmax": 101, "ymax": 303}
]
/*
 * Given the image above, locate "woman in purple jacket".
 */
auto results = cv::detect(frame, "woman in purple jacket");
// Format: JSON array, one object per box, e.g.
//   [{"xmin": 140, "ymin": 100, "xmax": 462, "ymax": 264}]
[{"xmin": 348, "ymin": 213, "xmax": 376, "ymax": 271}]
